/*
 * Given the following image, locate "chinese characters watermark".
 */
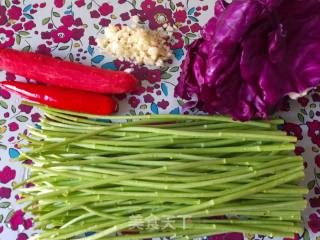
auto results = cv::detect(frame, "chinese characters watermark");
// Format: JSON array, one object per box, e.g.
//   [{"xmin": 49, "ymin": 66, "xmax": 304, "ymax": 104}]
[{"xmin": 129, "ymin": 214, "xmax": 192, "ymax": 231}]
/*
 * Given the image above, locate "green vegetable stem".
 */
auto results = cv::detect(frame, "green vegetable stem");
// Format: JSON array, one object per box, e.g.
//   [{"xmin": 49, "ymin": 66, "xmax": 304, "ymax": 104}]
[{"xmin": 18, "ymin": 102, "xmax": 306, "ymax": 240}]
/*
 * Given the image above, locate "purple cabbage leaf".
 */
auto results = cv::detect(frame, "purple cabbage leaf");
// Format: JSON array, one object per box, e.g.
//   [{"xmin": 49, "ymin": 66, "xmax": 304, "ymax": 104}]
[{"xmin": 175, "ymin": 0, "xmax": 320, "ymax": 121}]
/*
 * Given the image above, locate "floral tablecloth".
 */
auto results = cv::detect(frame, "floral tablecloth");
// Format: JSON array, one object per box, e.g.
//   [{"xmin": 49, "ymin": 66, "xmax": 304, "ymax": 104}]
[{"xmin": 0, "ymin": 0, "xmax": 318, "ymax": 239}]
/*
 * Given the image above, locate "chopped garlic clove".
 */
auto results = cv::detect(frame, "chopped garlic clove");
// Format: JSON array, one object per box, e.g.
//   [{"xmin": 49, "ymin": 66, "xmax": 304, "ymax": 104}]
[{"xmin": 98, "ymin": 23, "xmax": 172, "ymax": 67}]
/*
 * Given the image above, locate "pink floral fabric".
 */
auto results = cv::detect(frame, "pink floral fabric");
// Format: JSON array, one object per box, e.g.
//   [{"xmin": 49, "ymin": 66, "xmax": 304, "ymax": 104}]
[{"xmin": 0, "ymin": 0, "xmax": 316, "ymax": 239}]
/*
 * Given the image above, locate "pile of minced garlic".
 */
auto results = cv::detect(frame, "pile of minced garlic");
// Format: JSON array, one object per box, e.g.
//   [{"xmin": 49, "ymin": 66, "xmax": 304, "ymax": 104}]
[{"xmin": 97, "ymin": 18, "xmax": 172, "ymax": 67}]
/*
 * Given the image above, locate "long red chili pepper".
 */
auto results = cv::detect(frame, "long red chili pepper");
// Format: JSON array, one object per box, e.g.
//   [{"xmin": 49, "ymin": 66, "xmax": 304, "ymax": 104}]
[
  {"xmin": 0, "ymin": 48, "xmax": 138, "ymax": 94},
  {"xmin": 0, "ymin": 81, "xmax": 117, "ymax": 115}
]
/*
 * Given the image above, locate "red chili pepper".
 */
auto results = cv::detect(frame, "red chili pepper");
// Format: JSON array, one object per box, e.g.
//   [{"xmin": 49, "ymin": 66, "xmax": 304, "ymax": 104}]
[
  {"xmin": 0, "ymin": 48, "xmax": 138, "ymax": 94},
  {"xmin": 0, "ymin": 81, "xmax": 117, "ymax": 115}
]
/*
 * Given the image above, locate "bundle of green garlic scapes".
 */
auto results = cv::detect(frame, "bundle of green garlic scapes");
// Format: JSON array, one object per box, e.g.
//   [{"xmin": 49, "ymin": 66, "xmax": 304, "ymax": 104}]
[{"xmin": 16, "ymin": 102, "xmax": 307, "ymax": 240}]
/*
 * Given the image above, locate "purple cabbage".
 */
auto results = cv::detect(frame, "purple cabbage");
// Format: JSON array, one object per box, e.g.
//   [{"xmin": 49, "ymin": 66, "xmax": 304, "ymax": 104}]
[{"xmin": 175, "ymin": 0, "xmax": 320, "ymax": 121}]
